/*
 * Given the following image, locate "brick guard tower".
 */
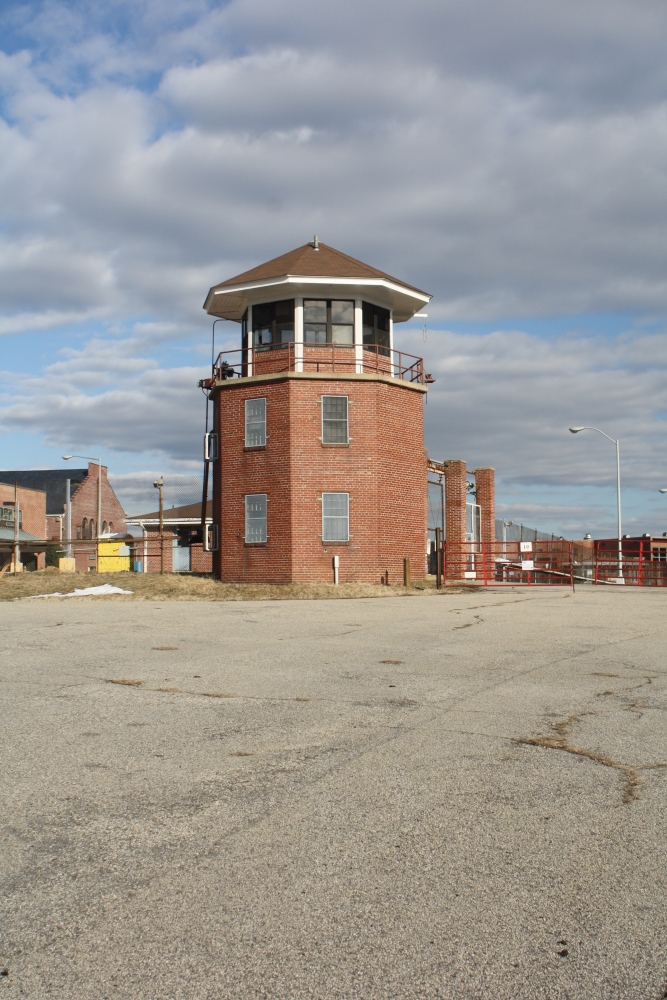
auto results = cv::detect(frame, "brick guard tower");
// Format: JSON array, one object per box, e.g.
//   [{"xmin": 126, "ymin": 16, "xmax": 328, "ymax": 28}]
[{"xmin": 202, "ymin": 240, "xmax": 432, "ymax": 584}]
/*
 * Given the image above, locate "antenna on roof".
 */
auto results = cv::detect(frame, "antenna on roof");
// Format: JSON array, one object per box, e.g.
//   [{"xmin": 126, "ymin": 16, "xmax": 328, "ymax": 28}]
[{"xmin": 312, "ymin": 234, "xmax": 319, "ymax": 251}]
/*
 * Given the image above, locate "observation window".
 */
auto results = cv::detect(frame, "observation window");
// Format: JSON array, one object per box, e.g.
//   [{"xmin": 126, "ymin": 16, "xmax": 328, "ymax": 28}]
[
  {"xmin": 362, "ymin": 301, "xmax": 390, "ymax": 354},
  {"xmin": 252, "ymin": 300, "xmax": 294, "ymax": 348},
  {"xmin": 304, "ymin": 300, "xmax": 354, "ymax": 344}
]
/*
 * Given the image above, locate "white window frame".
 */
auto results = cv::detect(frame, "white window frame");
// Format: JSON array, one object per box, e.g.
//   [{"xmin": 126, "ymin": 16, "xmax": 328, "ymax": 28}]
[
  {"xmin": 245, "ymin": 494, "xmax": 267, "ymax": 543},
  {"xmin": 321, "ymin": 395, "xmax": 349, "ymax": 445},
  {"xmin": 322, "ymin": 492, "xmax": 349, "ymax": 543},
  {"xmin": 245, "ymin": 397, "xmax": 266, "ymax": 447}
]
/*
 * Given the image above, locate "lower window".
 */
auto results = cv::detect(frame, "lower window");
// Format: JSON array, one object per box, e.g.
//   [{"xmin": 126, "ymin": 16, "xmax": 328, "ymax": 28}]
[
  {"xmin": 245, "ymin": 494, "xmax": 267, "ymax": 543},
  {"xmin": 322, "ymin": 492, "xmax": 349, "ymax": 542}
]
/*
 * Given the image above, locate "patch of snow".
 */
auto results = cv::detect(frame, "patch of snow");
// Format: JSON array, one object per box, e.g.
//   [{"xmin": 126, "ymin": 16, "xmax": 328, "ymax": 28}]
[{"xmin": 27, "ymin": 584, "xmax": 133, "ymax": 599}]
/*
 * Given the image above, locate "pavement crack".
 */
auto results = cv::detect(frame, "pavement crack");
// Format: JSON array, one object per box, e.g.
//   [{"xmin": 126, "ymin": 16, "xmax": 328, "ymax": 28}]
[{"xmin": 516, "ymin": 712, "xmax": 667, "ymax": 803}]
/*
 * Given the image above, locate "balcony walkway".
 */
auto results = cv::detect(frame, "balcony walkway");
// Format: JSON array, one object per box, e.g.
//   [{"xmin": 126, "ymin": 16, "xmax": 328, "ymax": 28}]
[{"xmin": 208, "ymin": 343, "xmax": 433, "ymax": 385}]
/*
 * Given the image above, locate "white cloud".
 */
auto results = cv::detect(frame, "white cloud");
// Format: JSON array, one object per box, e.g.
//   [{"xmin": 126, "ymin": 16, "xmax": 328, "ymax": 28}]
[
  {"xmin": 402, "ymin": 325, "xmax": 667, "ymax": 492},
  {"xmin": 1, "ymin": 2, "xmax": 667, "ymax": 324},
  {"xmin": 0, "ymin": 0, "xmax": 666, "ymax": 534}
]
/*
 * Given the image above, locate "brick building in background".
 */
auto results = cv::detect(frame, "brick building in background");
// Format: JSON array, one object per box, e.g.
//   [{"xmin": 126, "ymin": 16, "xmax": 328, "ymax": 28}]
[
  {"xmin": 1, "ymin": 464, "xmax": 126, "ymax": 571},
  {"xmin": 127, "ymin": 501, "xmax": 213, "ymax": 574},
  {"xmin": 0, "ymin": 481, "xmax": 48, "ymax": 570},
  {"xmin": 0, "ymin": 481, "xmax": 47, "ymax": 539},
  {"xmin": 202, "ymin": 240, "xmax": 433, "ymax": 584}
]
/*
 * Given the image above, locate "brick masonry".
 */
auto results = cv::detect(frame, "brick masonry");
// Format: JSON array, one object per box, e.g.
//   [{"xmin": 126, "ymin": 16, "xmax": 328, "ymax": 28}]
[
  {"xmin": 444, "ymin": 460, "xmax": 466, "ymax": 579},
  {"xmin": 474, "ymin": 467, "xmax": 496, "ymax": 544},
  {"xmin": 0, "ymin": 482, "xmax": 46, "ymax": 539},
  {"xmin": 212, "ymin": 372, "xmax": 428, "ymax": 584},
  {"xmin": 56, "ymin": 464, "xmax": 128, "ymax": 571}
]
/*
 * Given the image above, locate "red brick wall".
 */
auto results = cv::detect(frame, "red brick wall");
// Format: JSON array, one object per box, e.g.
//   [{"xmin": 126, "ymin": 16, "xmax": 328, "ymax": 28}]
[
  {"xmin": 212, "ymin": 373, "xmax": 427, "ymax": 584},
  {"xmin": 474, "ymin": 467, "xmax": 496, "ymax": 544},
  {"xmin": 0, "ymin": 482, "xmax": 46, "ymax": 539},
  {"xmin": 444, "ymin": 460, "xmax": 466, "ymax": 579},
  {"xmin": 190, "ymin": 543, "xmax": 213, "ymax": 573},
  {"xmin": 46, "ymin": 515, "xmax": 62, "ymax": 541}
]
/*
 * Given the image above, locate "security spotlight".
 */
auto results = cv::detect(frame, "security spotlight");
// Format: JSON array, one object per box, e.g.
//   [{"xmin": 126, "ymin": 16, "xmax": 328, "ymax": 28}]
[{"xmin": 153, "ymin": 477, "xmax": 164, "ymax": 489}]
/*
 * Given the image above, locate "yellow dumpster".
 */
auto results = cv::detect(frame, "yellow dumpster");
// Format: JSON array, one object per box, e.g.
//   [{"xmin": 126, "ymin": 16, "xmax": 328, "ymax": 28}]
[{"xmin": 97, "ymin": 540, "xmax": 131, "ymax": 573}]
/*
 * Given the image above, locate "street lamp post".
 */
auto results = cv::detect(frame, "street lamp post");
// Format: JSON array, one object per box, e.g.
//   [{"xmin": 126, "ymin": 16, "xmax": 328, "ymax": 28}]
[
  {"xmin": 63, "ymin": 455, "xmax": 102, "ymax": 570},
  {"xmin": 569, "ymin": 427, "xmax": 623, "ymax": 584}
]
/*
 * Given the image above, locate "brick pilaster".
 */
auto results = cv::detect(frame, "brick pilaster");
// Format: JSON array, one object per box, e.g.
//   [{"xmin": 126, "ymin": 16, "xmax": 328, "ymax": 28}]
[
  {"xmin": 444, "ymin": 459, "xmax": 466, "ymax": 579},
  {"xmin": 474, "ymin": 467, "xmax": 495, "ymax": 544}
]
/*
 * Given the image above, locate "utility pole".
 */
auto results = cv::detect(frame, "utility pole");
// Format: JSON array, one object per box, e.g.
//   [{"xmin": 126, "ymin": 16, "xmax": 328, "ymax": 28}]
[
  {"xmin": 13, "ymin": 481, "xmax": 20, "ymax": 574},
  {"xmin": 65, "ymin": 479, "xmax": 72, "ymax": 559},
  {"xmin": 154, "ymin": 477, "xmax": 165, "ymax": 574}
]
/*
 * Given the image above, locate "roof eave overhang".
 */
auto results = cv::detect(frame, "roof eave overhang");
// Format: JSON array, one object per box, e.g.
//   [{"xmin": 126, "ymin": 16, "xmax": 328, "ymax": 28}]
[{"xmin": 203, "ymin": 275, "xmax": 431, "ymax": 323}]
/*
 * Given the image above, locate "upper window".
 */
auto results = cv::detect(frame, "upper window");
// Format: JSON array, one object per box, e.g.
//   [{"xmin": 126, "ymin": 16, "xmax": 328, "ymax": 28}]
[
  {"xmin": 245, "ymin": 494, "xmax": 267, "ymax": 543},
  {"xmin": 322, "ymin": 493, "xmax": 349, "ymax": 542},
  {"xmin": 304, "ymin": 300, "xmax": 354, "ymax": 345},
  {"xmin": 362, "ymin": 301, "xmax": 390, "ymax": 353},
  {"xmin": 252, "ymin": 300, "xmax": 294, "ymax": 348},
  {"xmin": 245, "ymin": 397, "xmax": 267, "ymax": 447},
  {"xmin": 322, "ymin": 395, "xmax": 348, "ymax": 444}
]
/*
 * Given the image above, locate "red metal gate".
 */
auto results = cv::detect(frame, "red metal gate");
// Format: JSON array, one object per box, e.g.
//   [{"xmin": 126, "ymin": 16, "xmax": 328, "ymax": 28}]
[
  {"xmin": 442, "ymin": 540, "xmax": 573, "ymax": 586},
  {"xmin": 594, "ymin": 539, "xmax": 667, "ymax": 587}
]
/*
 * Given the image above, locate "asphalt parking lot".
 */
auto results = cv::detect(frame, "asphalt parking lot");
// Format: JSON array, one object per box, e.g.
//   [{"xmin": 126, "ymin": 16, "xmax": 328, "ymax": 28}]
[{"xmin": 1, "ymin": 587, "xmax": 666, "ymax": 999}]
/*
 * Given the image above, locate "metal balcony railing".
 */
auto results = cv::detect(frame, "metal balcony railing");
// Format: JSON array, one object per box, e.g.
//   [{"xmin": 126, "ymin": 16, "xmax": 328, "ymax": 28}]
[{"xmin": 206, "ymin": 343, "xmax": 433, "ymax": 385}]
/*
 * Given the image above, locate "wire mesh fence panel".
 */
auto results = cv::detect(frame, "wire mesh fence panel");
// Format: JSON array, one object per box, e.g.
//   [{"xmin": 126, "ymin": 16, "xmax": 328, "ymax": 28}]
[
  {"xmin": 62, "ymin": 535, "xmax": 212, "ymax": 575},
  {"xmin": 109, "ymin": 474, "xmax": 211, "ymax": 519}
]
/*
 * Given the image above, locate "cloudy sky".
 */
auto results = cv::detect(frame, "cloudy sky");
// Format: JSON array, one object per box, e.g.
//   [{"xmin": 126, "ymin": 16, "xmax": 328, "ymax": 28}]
[{"xmin": 1, "ymin": 0, "xmax": 666, "ymax": 536}]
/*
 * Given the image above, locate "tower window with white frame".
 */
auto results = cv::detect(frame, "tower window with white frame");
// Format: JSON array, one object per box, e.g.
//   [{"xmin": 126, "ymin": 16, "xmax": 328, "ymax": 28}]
[
  {"xmin": 322, "ymin": 492, "xmax": 349, "ymax": 542},
  {"xmin": 245, "ymin": 494, "xmax": 267, "ymax": 543},
  {"xmin": 321, "ymin": 395, "xmax": 349, "ymax": 444},
  {"xmin": 245, "ymin": 398, "xmax": 266, "ymax": 447}
]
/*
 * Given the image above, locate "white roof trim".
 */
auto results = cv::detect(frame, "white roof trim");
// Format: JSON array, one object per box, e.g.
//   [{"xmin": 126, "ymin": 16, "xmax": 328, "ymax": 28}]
[{"xmin": 212, "ymin": 274, "xmax": 429, "ymax": 304}]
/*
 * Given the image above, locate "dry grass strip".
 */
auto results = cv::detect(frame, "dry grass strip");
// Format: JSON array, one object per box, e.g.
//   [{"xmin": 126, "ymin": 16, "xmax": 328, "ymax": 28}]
[
  {"xmin": 516, "ymin": 712, "xmax": 667, "ymax": 804},
  {"xmin": 2, "ymin": 570, "xmax": 474, "ymax": 602}
]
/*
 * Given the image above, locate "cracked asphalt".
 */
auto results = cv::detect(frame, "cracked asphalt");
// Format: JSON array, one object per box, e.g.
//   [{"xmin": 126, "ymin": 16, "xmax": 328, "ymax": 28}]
[{"xmin": 1, "ymin": 586, "xmax": 666, "ymax": 999}]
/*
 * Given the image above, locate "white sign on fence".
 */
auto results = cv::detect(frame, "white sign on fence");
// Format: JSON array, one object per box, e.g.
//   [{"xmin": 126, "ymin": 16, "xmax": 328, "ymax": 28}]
[
  {"xmin": 521, "ymin": 559, "xmax": 534, "ymax": 571},
  {"xmin": 520, "ymin": 541, "xmax": 533, "ymax": 552}
]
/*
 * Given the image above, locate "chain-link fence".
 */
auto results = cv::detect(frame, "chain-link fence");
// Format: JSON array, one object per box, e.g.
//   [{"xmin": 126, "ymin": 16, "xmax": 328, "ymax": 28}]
[{"xmin": 109, "ymin": 473, "xmax": 211, "ymax": 519}]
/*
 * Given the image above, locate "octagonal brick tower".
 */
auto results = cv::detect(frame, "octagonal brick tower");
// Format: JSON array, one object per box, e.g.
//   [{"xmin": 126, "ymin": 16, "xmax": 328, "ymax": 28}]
[{"xmin": 202, "ymin": 240, "xmax": 432, "ymax": 584}]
